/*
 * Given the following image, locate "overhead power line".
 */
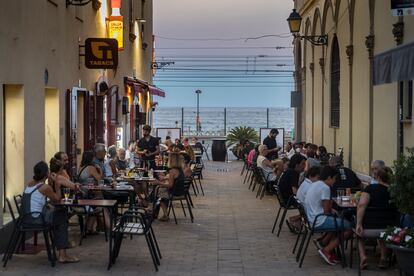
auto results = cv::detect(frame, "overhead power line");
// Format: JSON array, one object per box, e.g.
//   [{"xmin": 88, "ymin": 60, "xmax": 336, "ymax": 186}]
[
  {"xmin": 156, "ymin": 55, "xmax": 294, "ymax": 58},
  {"xmin": 156, "ymin": 68, "xmax": 294, "ymax": 73},
  {"xmin": 154, "ymin": 75, "xmax": 293, "ymax": 79},
  {"xmin": 156, "ymin": 85, "xmax": 293, "ymax": 88},
  {"xmin": 156, "ymin": 46, "xmax": 293, "ymax": 50},
  {"xmin": 154, "ymin": 80, "xmax": 293, "ymax": 83},
  {"xmin": 155, "ymin": 33, "xmax": 291, "ymax": 41}
]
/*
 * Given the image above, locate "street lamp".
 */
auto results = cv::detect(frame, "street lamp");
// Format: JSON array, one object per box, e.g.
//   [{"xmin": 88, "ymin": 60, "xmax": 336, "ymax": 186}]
[
  {"xmin": 195, "ymin": 90, "xmax": 202, "ymax": 132},
  {"xmin": 287, "ymin": 9, "xmax": 328, "ymax": 46}
]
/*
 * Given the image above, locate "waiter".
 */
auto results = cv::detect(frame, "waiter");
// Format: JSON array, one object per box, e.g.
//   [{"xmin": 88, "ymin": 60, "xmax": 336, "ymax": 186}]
[
  {"xmin": 137, "ymin": 125, "xmax": 160, "ymax": 169},
  {"xmin": 263, "ymin": 128, "xmax": 280, "ymax": 160}
]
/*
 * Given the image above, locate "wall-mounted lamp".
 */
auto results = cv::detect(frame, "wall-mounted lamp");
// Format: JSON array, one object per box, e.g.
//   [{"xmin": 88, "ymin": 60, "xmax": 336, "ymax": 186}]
[
  {"xmin": 129, "ymin": 32, "xmax": 137, "ymax": 42},
  {"xmin": 287, "ymin": 9, "xmax": 328, "ymax": 46}
]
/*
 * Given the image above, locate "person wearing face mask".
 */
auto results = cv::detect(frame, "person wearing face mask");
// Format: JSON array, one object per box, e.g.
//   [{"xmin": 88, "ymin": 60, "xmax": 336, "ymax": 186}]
[
  {"xmin": 137, "ymin": 125, "xmax": 160, "ymax": 170},
  {"xmin": 263, "ymin": 128, "xmax": 280, "ymax": 160}
]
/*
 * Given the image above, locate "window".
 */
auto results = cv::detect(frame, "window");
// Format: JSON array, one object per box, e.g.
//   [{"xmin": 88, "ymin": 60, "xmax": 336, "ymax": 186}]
[
  {"xmin": 400, "ymin": 80, "xmax": 413, "ymax": 121},
  {"xmin": 330, "ymin": 36, "xmax": 340, "ymax": 128}
]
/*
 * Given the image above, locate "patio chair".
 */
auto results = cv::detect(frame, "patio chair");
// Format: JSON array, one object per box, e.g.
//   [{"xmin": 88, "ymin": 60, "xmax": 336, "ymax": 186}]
[
  {"xmin": 352, "ymin": 207, "xmax": 400, "ymax": 275},
  {"xmin": 167, "ymin": 178, "xmax": 194, "ymax": 224},
  {"xmin": 3, "ymin": 207, "xmax": 56, "ymax": 268},
  {"xmin": 294, "ymin": 198, "xmax": 346, "ymax": 268},
  {"xmin": 271, "ymin": 184, "xmax": 296, "ymax": 236},
  {"xmin": 111, "ymin": 210, "xmax": 161, "ymax": 271},
  {"xmin": 191, "ymin": 164, "xmax": 204, "ymax": 196}
]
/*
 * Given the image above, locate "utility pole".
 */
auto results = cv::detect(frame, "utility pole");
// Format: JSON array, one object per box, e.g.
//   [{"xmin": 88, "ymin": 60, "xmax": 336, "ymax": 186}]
[{"xmin": 195, "ymin": 90, "xmax": 202, "ymax": 132}]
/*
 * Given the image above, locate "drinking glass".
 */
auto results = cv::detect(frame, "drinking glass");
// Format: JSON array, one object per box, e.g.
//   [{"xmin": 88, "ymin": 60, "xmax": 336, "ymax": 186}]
[
  {"xmin": 98, "ymin": 179, "xmax": 105, "ymax": 187},
  {"xmin": 63, "ymin": 188, "xmax": 70, "ymax": 201}
]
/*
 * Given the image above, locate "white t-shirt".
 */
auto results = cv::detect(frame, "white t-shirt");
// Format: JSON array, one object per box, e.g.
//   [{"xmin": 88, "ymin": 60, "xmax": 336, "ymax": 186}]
[
  {"xmin": 304, "ymin": 180, "xmax": 331, "ymax": 227},
  {"xmin": 257, "ymin": 155, "xmax": 277, "ymax": 181},
  {"xmin": 297, "ymin": 177, "xmax": 312, "ymax": 203}
]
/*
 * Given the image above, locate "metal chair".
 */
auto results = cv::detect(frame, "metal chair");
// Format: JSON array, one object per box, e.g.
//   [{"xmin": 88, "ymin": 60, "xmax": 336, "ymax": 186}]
[
  {"xmin": 3, "ymin": 209, "xmax": 57, "ymax": 268},
  {"xmin": 294, "ymin": 198, "xmax": 346, "ymax": 268},
  {"xmin": 111, "ymin": 209, "xmax": 161, "ymax": 271},
  {"xmin": 167, "ymin": 178, "xmax": 194, "ymax": 224},
  {"xmin": 353, "ymin": 207, "xmax": 400, "ymax": 275},
  {"xmin": 271, "ymin": 184, "xmax": 297, "ymax": 236}
]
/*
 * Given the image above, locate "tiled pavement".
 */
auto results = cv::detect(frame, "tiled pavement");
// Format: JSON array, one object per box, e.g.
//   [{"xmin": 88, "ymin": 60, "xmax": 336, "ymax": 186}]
[{"xmin": 1, "ymin": 161, "xmax": 399, "ymax": 275}]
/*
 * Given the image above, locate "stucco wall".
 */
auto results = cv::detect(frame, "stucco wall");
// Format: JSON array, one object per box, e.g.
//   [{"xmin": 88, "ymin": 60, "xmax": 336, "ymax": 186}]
[
  {"xmin": 295, "ymin": 0, "xmax": 414, "ymax": 175},
  {"xmin": 0, "ymin": 0, "xmax": 154, "ymax": 226}
]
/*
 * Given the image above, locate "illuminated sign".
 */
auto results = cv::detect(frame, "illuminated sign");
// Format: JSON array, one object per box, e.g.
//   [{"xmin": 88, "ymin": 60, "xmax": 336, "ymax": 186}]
[
  {"xmin": 392, "ymin": 0, "xmax": 414, "ymax": 16},
  {"xmin": 85, "ymin": 38, "xmax": 118, "ymax": 69},
  {"xmin": 108, "ymin": 16, "xmax": 124, "ymax": 50}
]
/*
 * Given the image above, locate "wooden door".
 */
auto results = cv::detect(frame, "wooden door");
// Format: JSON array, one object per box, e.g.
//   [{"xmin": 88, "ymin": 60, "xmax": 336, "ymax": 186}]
[{"xmin": 66, "ymin": 88, "xmax": 78, "ymax": 178}]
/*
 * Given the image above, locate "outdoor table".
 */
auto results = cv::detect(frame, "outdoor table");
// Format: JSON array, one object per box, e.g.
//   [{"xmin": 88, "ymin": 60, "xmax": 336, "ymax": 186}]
[
  {"xmin": 333, "ymin": 197, "xmax": 358, "ymax": 210},
  {"xmin": 54, "ymin": 199, "xmax": 117, "ymax": 270},
  {"xmin": 85, "ymin": 185, "xmax": 136, "ymax": 206}
]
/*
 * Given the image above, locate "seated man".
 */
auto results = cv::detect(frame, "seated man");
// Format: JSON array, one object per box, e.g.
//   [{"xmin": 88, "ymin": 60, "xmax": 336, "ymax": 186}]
[
  {"xmin": 329, "ymin": 156, "xmax": 362, "ymax": 197},
  {"xmin": 304, "ymin": 166, "xmax": 352, "ymax": 265},
  {"xmin": 256, "ymin": 145, "xmax": 277, "ymax": 181},
  {"xmin": 370, "ymin": 159, "xmax": 385, "ymax": 184},
  {"xmin": 297, "ymin": 166, "xmax": 320, "ymax": 204}
]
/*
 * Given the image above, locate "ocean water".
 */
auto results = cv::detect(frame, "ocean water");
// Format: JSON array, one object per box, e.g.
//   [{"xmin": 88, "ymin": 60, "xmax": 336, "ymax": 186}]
[{"xmin": 153, "ymin": 107, "xmax": 294, "ymax": 134}]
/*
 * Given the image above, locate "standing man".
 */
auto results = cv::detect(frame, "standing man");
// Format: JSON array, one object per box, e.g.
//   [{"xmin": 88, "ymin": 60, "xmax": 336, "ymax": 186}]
[
  {"xmin": 137, "ymin": 125, "xmax": 160, "ymax": 169},
  {"xmin": 263, "ymin": 128, "xmax": 280, "ymax": 160}
]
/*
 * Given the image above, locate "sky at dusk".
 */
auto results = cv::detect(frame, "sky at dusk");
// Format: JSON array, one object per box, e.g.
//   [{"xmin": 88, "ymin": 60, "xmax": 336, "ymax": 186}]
[{"xmin": 153, "ymin": 0, "xmax": 295, "ymax": 108}]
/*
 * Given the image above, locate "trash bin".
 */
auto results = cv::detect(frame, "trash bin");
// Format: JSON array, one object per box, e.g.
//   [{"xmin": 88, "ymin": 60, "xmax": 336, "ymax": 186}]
[{"xmin": 212, "ymin": 139, "xmax": 227, "ymax": 162}]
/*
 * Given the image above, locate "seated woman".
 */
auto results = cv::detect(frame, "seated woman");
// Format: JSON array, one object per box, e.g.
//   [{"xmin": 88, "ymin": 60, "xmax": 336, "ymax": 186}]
[
  {"xmin": 356, "ymin": 167, "xmax": 394, "ymax": 269},
  {"xmin": 78, "ymin": 151, "xmax": 103, "ymax": 186},
  {"xmin": 104, "ymin": 145, "xmax": 118, "ymax": 177},
  {"xmin": 154, "ymin": 152, "xmax": 186, "ymax": 222},
  {"xmin": 21, "ymin": 161, "xmax": 79, "ymax": 263}
]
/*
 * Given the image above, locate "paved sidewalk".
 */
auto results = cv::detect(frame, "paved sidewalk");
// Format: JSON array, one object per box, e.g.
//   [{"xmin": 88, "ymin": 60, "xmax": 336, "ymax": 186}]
[{"xmin": 1, "ymin": 161, "xmax": 399, "ymax": 275}]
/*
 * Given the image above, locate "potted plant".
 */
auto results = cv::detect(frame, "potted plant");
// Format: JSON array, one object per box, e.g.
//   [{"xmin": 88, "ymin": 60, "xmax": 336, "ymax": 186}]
[
  {"xmin": 386, "ymin": 148, "xmax": 414, "ymax": 275},
  {"xmin": 226, "ymin": 126, "xmax": 259, "ymax": 159},
  {"xmin": 381, "ymin": 227, "xmax": 414, "ymax": 276}
]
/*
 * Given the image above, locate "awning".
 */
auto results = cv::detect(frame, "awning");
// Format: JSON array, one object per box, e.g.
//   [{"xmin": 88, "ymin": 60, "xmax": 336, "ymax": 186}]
[
  {"xmin": 124, "ymin": 76, "xmax": 166, "ymax": 97},
  {"xmin": 149, "ymin": 85, "xmax": 166, "ymax": 97},
  {"xmin": 373, "ymin": 40, "xmax": 414, "ymax": 85}
]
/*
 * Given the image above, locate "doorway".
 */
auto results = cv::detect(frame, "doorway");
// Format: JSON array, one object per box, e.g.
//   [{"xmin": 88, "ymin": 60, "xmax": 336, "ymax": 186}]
[
  {"xmin": 44, "ymin": 88, "xmax": 60, "ymax": 162},
  {"xmin": 3, "ymin": 85, "xmax": 25, "ymax": 203}
]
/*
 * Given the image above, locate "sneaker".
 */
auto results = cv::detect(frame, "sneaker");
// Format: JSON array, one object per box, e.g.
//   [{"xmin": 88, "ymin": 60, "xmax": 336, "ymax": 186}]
[
  {"xmin": 318, "ymin": 249, "xmax": 337, "ymax": 266},
  {"xmin": 331, "ymin": 252, "xmax": 340, "ymax": 264},
  {"xmin": 313, "ymin": 239, "xmax": 323, "ymax": 250}
]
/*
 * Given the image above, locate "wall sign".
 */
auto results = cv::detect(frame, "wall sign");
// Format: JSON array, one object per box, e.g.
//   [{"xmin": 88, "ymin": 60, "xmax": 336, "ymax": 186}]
[
  {"xmin": 108, "ymin": 16, "xmax": 124, "ymax": 50},
  {"xmin": 392, "ymin": 0, "xmax": 414, "ymax": 16},
  {"xmin": 85, "ymin": 38, "xmax": 118, "ymax": 69}
]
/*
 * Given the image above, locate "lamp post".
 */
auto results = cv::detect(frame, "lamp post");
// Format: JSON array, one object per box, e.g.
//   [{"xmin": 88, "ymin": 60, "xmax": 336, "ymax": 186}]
[
  {"xmin": 195, "ymin": 89, "xmax": 202, "ymax": 132},
  {"xmin": 287, "ymin": 9, "xmax": 328, "ymax": 46}
]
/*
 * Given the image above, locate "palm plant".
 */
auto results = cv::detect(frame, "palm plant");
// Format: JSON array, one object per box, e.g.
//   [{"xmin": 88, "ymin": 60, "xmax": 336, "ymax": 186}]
[{"xmin": 226, "ymin": 126, "xmax": 259, "ymax": 147}]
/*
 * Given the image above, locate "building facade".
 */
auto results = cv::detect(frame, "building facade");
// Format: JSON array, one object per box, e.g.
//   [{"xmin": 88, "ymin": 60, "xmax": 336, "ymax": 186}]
[
  {"xmin": 0, "ymin": 0, "xmax": 159, "ymax": 227},
  {"xmin": 293, "ymin": 0, "xmax": 414, "ymax": 176}
]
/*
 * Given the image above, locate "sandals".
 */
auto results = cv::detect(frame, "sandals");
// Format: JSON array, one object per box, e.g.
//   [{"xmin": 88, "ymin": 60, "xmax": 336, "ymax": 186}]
[
  {"xmin": 378, "ymin": 258, "xmax": 388, "ymax": 269},
  {"xmin": 158, "ymin": 216, "xmax": 170, "ymax": 222},
  {"xmin": 360, "ymin": 258, "xmax": 368, "ymax": 270},
  {"xmin": 59, "ymin": 256, "xmax": 80, "ymax": 264}
]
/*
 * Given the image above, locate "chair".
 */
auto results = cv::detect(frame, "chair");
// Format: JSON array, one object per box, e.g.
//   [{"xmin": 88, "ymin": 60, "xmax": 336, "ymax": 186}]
[
  {"xmin": 294, "ymin": 198, "xmax": 346, "ymax": 268},
  {"xmin": 3, "ymin": 208, "xmax": 56, "ymax": 268},
  {"xmin": 353, "ymin": 207, "xmax": 400, "ymax": 275},
  {"xmin": 271, "ymin": 184, "xmax": 297, "ymax": 237},
  {"xmin": 2, "ymin": 198, "xmax": 19, "ymax": 263},
  {"xmin": 167, "ymin": 178, "xmax": 194, "ymax": 224},
  {"xmin": 191, "ymin": 164, "xmax": 204, "ymax": 196},
  {"xmin": 111, "ymin": 209, "xmax": 161, "ymax": 271}
]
